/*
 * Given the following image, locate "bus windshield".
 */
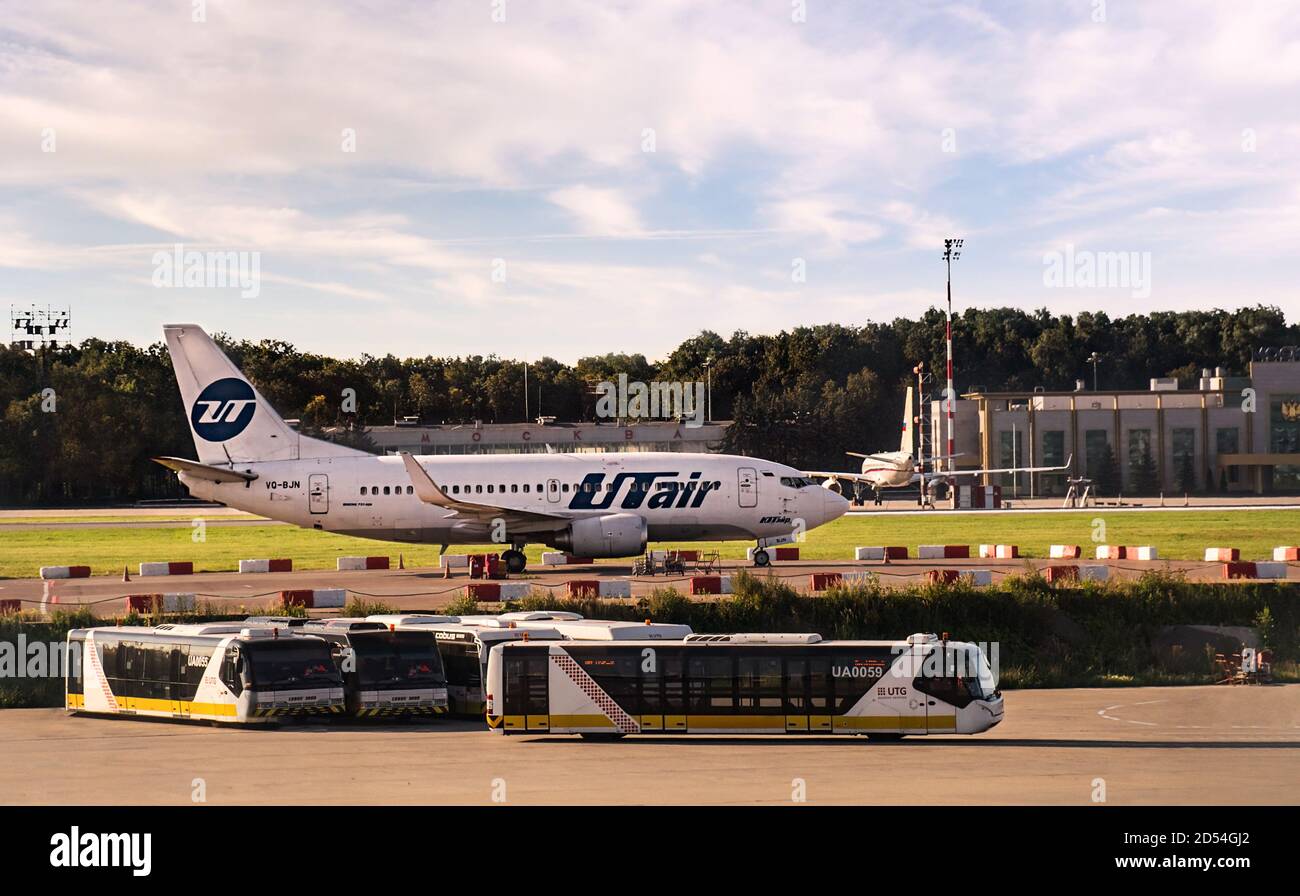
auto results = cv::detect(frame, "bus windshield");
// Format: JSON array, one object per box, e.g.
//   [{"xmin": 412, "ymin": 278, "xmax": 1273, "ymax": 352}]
[
  {"xmin": 244, "ymin": 642, "xmax": 342, "ymax": 690},
  {"xmin": 353, "ymin": 635, "xmax": 445, "ymax": 688},
  {"xmin": 969, "ymin": 645, "xmax": 998, "ymax": 699},
  {"xmin": 440, "ymin": 645, "xmax": 482, "ymax": 687}
]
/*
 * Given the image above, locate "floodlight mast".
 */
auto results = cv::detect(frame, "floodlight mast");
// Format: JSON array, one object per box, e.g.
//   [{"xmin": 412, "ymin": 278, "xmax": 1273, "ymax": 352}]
[{"xmin": 942, "ymin": 239, "xmax": 963, "ymax": 472}]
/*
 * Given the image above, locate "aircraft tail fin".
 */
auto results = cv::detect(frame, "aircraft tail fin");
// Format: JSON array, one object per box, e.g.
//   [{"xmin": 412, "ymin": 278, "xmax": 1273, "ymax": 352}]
[
  {"xmin": 163, "ymin": 323, "xmax": 366, "ymax": 464},
  {"xmin": 900, "ymin": 386, "xmax": 915, "ymax": 455}
]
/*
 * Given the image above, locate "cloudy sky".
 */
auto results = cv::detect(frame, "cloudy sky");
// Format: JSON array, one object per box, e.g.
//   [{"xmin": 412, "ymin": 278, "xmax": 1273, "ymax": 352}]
[{"xmin": 2, "ymin": 0, "xmax": 1298, "ymax": 361}]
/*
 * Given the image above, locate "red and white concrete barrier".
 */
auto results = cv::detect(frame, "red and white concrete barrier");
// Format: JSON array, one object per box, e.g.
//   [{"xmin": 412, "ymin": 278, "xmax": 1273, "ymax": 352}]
[
  {"xmin": 1053, "ymin": 564, "xmax": 1108, "ymax": 581},
  {"xmin": 281, "ymin": 588, "xmax": 345, "ymax": 608},
  {"xmin": 1049, "ymin": 545, "xmax": 1081, "ymax": 559},
  {"xmin": 855, "ymin": 546, "xmax": 908, "ymax": 561},
  {"xmin": 925, "ymin": 569, "xmax": 960, "ymax": 584},
  {"xmin": 1, "ymin": 599, "xmax": 23, "ymax": 614},
  {"xmin": 978, "ymin": 544, "xmax": 1019, "ymax": 559},
  {"xmin": 689, "ymin": 575, "xmax": 733, "ymax": 595},
  {"xmin": 598, "ymin": 581, "xmax": 632, "ymax": 598},
  {"xmin": 1272, "ymin": 546, "xmax": 1299, "ymax": 561},
  {"xmin": 918, "ymin": 545, "xmax": 970, "ymax": 559},
  {"xmin": 566, "ymin": 579, "xmax": 601, "ymax": 597},
  {"xmin": 239, "ymin": 558, "xmax": 293, "ymax": 574},
  {"xmin": 541, "ymin": 552, "xmax": 595, "ymax": 565},
  {"xmin": 840, "ymin": 571, "xmax": 875, "ymax": 586},
  {"xmin": 464, "ymin": 582, "xmax": 501, "ymax": 600},
  {"xmin": 336, "ymin": 556, "xmax": 389, "ymax": 571},
  {"xmin": 669, "ymin": 550, "xmax": 699, "ymax": 562},
  {"xmin": 1043, "ymin": 565, "xmax": 1078, "ymax": 583},
  {"xmin": 438, "ymin": 554, "xmax": 470, "ymax": 569},
  {"xmin": 1095, "ymin": 546, "xmax": 1157, "ymax": 561},
  {"xmin": 40, "ymin": 565, "xmax": 91, "ymax": 580},
  {"xmin": 959, "ymin": 569, "xmax": 994, "ymax": 586},
  {"xmin": 139, "ymin": 561, "xmax": 194, "ymax": 576},
  {"xmin": 127, "ymin": 592, "xmax": 196, "ymax": 613},
  {"xmin": 498, "ymin": 582, "xmax": 532, "ymax": 600},
  {"xmin": 809, "ymin": 573, "xmax": 842, "ymax": 591},
  {"xmin": 1203, "ymin": 548, "xmax": 1239, "ymax": 562},
  {"xmin": 1223, "ymin": 562, "xmax": 1286, "ymax": 580}
]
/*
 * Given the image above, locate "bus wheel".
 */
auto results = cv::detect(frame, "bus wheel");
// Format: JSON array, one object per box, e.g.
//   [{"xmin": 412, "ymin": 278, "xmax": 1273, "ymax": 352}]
[
  {"xmin": 579, "ymin": 732, "xmax": 626, "ymax": 741},
  {"xmin": 503, "ymin": 549, "xmax": 527, "ymax": 574},
  {"xmin": 865, "ymin": 733, "xmax": 906, "ymax": 741},
  {"xmin": 752, "ymin": 549, "xmax": 771, "ymax": 567}
]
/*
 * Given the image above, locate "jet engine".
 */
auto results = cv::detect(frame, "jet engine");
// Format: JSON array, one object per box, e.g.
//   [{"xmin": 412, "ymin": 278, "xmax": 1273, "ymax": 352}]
[
  {"xmin": 822, "ymin": 477, "xmax": 843, "ymax": 494},
  {"xmin": 553, "ymin": 513, "xmax": 648, "ymax": 558}
]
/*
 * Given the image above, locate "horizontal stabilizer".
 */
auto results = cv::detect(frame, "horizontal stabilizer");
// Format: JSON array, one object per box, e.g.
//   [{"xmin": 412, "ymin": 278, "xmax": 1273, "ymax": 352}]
[{"xmin": 151, "ymin": 456, "xmax": 258, "ymax": 483}]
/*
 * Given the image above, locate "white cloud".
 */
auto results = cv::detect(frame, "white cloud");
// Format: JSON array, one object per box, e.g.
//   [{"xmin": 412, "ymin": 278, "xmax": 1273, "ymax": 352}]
[{"xmin": 547, "ymin": 186, "xmax": 644, "ymax": 236}]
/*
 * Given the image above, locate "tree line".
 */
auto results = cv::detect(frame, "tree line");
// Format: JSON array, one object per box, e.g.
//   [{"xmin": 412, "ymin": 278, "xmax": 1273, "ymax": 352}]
[{"xmin": 0, "ymin": 306, "xmax": 1293, "ymax": 505}]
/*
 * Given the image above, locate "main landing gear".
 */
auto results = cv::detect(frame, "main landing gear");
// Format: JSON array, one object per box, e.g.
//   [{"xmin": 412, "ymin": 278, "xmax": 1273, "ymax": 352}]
[{"xmin": 502, "ymin": 549, "xmax": 527, "ymax": 574}]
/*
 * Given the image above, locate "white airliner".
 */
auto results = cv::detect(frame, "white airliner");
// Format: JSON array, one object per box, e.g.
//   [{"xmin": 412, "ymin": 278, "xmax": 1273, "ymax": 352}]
[
  {"xmin": 807, "ymin": 387, "xmax": 1070, "ymax": 500},
  {"xmin": 153, "ymin": 324, "xmax": 849, "ymax": 572}
]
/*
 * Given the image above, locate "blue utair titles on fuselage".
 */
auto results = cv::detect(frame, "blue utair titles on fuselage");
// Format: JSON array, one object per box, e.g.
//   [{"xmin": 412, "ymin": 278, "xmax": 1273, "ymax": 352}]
[{"xmin": 567, "ymin": 471, "xmax": 718, "ymax": 511}]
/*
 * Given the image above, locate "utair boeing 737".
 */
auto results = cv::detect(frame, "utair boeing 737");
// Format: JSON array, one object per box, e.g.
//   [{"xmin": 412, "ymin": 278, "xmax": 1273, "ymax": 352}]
[{"xmin": 152, "ymin": 324, "xmax": 849, "ymax": 573}]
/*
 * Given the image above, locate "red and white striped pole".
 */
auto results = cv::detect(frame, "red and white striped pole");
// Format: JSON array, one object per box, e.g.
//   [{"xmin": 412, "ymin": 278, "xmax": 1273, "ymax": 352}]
[{"xmin": 943, "ymin": 239, "xmax": 962, "ymax": 471}]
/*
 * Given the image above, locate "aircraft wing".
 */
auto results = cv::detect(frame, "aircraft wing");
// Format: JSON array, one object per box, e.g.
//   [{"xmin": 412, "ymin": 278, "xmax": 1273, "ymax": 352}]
[
  {"xmin": 400, "ymin": 453, "xmax": 570, "ymax": 532},
  {"xmin": 941, "ymin": 454, "xmax": 1074, "ymax": 477},
  {"xmin": 804, "ymin": 470, "xmax": 921, "ymax": 486},
  {"xmin": 151, "ymin": 456, "xmax": 258, "ymax": 483}
]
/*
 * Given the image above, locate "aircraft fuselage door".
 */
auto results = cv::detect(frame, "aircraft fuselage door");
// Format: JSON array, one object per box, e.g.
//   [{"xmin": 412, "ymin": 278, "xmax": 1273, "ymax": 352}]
[
  {"xmin": 738, "ymin": 467, "xmax": 758, "ymax": 508},
  {"xmin": 308, "ymin": 474, "xmax": 329, "ymax": 514},
  {"xmin": 546, "ymin": 478, "xmax": 561, "ymax": 504}
]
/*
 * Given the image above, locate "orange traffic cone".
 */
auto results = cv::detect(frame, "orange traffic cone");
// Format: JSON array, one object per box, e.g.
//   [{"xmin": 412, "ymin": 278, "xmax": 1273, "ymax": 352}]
[
  {"xmin": 398, "ymin": 553, "xmax": 405, "ymax": 570},
  {"xmin": 122, "ymin": 565, "xmax": 131, "ymax": 582},
  {"xmin": 442, "ymin": 562, "xmax": 451, "ymax": 579}
]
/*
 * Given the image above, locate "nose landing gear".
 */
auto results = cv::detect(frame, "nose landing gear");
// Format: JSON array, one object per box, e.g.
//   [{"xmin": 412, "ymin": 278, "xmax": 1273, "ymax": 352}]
[{"xmin": 751, "ymin": 548, "xmax": 771, "ymax": 567}]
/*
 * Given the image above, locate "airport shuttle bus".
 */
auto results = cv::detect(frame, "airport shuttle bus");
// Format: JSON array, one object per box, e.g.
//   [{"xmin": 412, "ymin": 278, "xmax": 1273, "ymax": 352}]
[
  {"xmin": 297, "ymin": 620, "xmax": 449, "ymax": 717},
  {"xmin": 366, "ymin": 616, "xmax": 564, "ymax": 716},
  {"xmin": 66, "ymin": 624, "xmax": 345, "ymax": 724},
  {"xmin": 485, "ymin": 632, "xmax": 1003, "ymax": 738},
  {"xmin": 367, "ymin": 612, "xmax": 694, "ymax": 714}
]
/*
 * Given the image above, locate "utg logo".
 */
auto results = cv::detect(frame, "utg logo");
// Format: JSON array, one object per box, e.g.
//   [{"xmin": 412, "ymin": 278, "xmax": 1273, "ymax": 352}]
[{"xmin": 191, "ymin": 378, "xmax": 256, "ymax": 442}]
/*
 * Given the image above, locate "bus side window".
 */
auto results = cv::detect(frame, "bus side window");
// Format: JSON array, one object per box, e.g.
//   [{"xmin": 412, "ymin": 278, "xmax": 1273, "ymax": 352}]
[{"xmin": 806, "ymin": 656, "xmax": 831, "ymax": 711}]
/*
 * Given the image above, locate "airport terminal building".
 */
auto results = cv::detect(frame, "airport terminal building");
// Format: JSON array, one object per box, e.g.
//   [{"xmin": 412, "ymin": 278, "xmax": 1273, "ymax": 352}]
[
  {"xmin": 339, "ymin": 420, "xmax": 729, "ymax": 456},
  {"xmin": 931, "ymin": 353, "xmax": 1300, "ymax": 496}
]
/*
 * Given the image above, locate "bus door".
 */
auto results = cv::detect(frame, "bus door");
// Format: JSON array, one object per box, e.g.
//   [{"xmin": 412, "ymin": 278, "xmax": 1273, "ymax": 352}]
[
  {"xmin": 784, "ymin": 652, "xmax": 833, "ymax": 732},
  {"xmin": 308, "ymin": 474, "xmax": 329, "ymax": 514},
  {"xmin": 502, "ymin": 647, "xmax": 550, "ymax": 732},
  {"xmin": 737, "ymin": 467, "xmax": 757, "ymax": 508}
]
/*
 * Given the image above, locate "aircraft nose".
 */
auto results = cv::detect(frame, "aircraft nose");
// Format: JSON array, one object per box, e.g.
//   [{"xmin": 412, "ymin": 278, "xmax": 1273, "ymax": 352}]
[{"xmin": 821, "ymin": 487, "xmax": 850, "ymax": 522}]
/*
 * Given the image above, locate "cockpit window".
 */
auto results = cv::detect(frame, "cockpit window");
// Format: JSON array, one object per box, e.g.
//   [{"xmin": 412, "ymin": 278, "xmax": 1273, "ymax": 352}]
[{"xmin": 780, "ymin": 476, "xmax": 815, "ymax": 489}]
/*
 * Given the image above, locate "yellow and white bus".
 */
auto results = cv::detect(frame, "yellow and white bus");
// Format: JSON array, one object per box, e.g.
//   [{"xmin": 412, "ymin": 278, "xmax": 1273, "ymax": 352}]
[
  {"xmin": 297, "ymin": 619, "xmax": 449, "ymax": 717},
  {"xmin": 366, "ymin": 612, "xmax": 693, "ymax": 715},
  {"xmin": 368, "ymin": 615, "xmax": 562, "ymax": 715},
  {"xmin": 485, "ymin": 632, "xmax": 1002, "ymax": 738},
  {"xmin": 66, "ymin": 624, "xmax": 345, "ymax": 724}
]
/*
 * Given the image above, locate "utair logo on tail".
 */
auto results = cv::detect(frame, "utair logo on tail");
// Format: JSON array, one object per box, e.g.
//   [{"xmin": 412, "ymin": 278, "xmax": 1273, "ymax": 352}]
[{"xmin": 190, "ymin": 377, "xmax": 257, "ymax": 441}]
